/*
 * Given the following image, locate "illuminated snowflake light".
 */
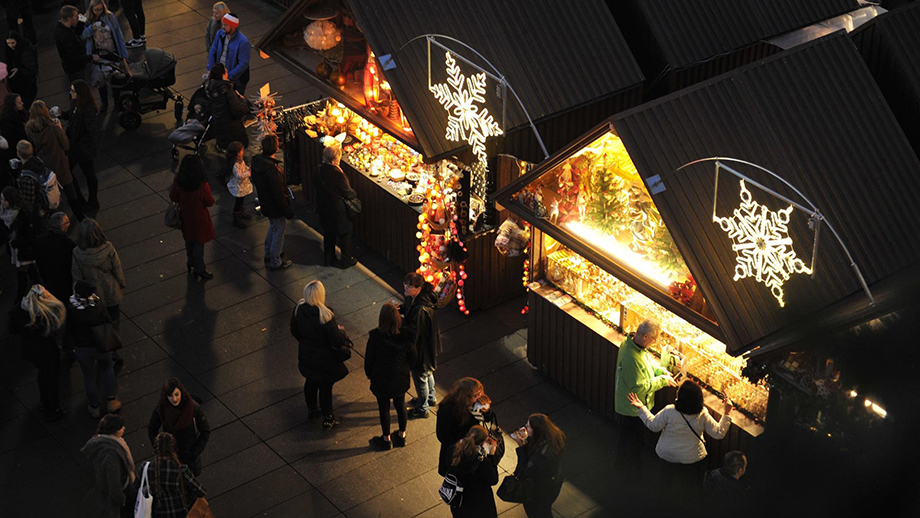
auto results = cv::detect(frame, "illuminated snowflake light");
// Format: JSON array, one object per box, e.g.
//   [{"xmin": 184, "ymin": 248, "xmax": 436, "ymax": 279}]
[
  {"xmin": 429, "ymin": 51, "xmax": 503, "ymax": 167},
  {"xmin": 713, "ymin": 180, "xmax": 812, "ymax": 307}
]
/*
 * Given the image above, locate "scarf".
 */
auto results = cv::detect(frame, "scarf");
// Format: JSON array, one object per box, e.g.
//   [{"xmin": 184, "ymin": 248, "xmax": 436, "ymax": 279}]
[
  {"xmin": 100, "ymin": 434, "xmax": 136, "ymax": 488},
  {"xmin": 159, "ymin": 393, "xmax": 195, "ymax": 433},
  {"xmin": 69, "ymin": 293, "xmax": 101, "ymax": 310}
]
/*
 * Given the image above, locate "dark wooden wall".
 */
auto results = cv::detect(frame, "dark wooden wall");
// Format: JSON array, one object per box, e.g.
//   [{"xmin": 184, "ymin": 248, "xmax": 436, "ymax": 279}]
[{"xmin": 462, "ymin": 230, "xmax": 526, "ymax": 312}]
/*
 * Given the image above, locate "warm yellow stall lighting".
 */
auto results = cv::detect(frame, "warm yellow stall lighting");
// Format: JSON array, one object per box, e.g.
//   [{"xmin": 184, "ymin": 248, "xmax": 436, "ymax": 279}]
[{"xmin": 565, "ymin": 221, "xmax": 680, "ymax": 287}]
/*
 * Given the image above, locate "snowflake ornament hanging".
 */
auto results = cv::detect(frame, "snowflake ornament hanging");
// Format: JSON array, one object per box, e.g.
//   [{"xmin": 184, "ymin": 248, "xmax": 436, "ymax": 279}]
[
  {"xmin": 713, "ymin": 180, "xmax": 813, "ymax": 307},
  {"xmin": 429, "ymin": 51, "xmax": 503, "ymax": 166}
]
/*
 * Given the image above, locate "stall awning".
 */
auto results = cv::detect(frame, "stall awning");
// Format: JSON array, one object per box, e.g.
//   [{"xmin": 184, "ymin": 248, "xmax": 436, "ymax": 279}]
[
  {"xmin": 497, "ymin": 32, "xmax": 920, "ymax": 356},
  {"xmin": 259, "ymin": 0, "xmax": 644, "ymax": 161},
  {"xmin": 850, "ymin": 3, "xmax": 920, "ymax": 155}
]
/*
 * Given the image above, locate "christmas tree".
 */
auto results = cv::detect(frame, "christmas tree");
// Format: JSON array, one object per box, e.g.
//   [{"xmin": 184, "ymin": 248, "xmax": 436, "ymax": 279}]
[{"xmin": 584, "ymin": 164, "xmax": 627, "ymax": 236}]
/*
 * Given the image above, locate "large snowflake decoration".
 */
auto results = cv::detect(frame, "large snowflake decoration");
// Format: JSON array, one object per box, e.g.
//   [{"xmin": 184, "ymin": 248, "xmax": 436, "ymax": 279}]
[
  {"xmin": 713, "ymin": 180, "xmax": 813, "ymax": 307},
  {"xmin": 429, "ymin": 52, "xmax": 503, "ymax": 166}
]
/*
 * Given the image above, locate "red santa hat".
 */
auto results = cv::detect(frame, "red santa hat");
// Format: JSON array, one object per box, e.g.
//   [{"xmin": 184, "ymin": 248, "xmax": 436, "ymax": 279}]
[{"xmin": 222, "ymin": 13, "xmax": 239, "ymax": 28}]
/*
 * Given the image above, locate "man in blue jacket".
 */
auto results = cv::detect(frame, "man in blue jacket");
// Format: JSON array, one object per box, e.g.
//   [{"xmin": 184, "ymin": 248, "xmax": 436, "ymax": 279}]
[{"xmin": 207, "ymin": 12, "xmax": 250, "ymax": 94}]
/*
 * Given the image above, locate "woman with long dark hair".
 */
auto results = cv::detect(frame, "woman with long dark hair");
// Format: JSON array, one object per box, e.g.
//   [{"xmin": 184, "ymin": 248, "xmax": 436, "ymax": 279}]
[
  {"xmin": 0, "ymin": 93, "xmax": 27, "ymax": 180},
  {"xmin": 26, "ymin": 100, "xmax": 84, "ymax": 220},
  {"xmin": 436, "ymin": 377, "xmax": 497, "ymax": 476},
  {"xmin": 448, "ymin": 425, "xmax": 500, "ymax": 518},
  {"xmin": 1, "ymin": 185, "xmax": 40, "ymax": 299},
  {"xmin": 147, "ymin": 378, "xmax": 211, "ymax": 477},
  {"xmin": 147, "ymin": 432, "xmax": 207, "ymax": 517},
  {"xmin": 169, "ymin": 155, "xmax": 215, "ymax": 280},
  {"xmin": 7, "ymin": 284, "xmax": 67, "ymax": 420},
  {"xmin": 3, "ymin": 32, "xmax": 37, "ymax": 110},
  {"xmin": 510, "ymin": 413, "xmax": 567, "ymax": 518},
  {"xmin": 365, "ymin": 302, "xmax": 415, "ymax": 450},
  {"xmin": 64, "ymin": 80, "xmax": 100, "ymax": 212},
  {"xmin": 72, "ymin": 218, "xmax": 125, "ymax": 327}
]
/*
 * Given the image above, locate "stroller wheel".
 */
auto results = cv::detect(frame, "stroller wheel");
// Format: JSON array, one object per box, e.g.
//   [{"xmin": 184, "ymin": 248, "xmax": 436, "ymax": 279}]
[
  {"xmin": 174, "ymin": 100, "xmax": 184, "ymax": 122},
  {"xmin": 119, "ymin": 111, "xmax": 143, "ymax": 131},
  {"xmin": 119, "ymin": 94, "xmax": 141, "ymax": 113},
  {"xmin": 171, "ymin": 147, "xmax": 180, "ymax": 160}
]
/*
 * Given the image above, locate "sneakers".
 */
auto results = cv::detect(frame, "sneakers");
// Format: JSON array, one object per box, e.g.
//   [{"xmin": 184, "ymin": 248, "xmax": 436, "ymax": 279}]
[
  {"xmin": 322, "ymin": 415, "xmax": 341, "ymax": 429},
  {"xmin": 264, "ymin": 252, "xmax": 286, "ymax": 263},
  {"xmin": 126, "ymin": 38, "xmax": 144, "ymax": 48},
  {"xmin": 390, "ymin": 431, "xmax": 407, "ymax": 448},
  {"xmin": 268, "ymin": 259, "xmax": 293, "ymax": 271},
  {"xmin": 369, "ymin": 435, "xmax": 392, "ymax": 451},
  {"xmin": 409, "ymin": 408, "xmax": 429, "ymax": 419}
]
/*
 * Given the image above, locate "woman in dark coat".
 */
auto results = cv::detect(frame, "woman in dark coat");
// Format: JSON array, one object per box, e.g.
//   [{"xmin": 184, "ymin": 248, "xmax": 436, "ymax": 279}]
[
  {"xmin": 0, "ymin": 93, "xmax": 27, "ymax": 185},
  {"xmin": 315, "ymin": 144, "xmax": 357, "ymax": 268},
  {"xmin": 204, "ymin": 63, "xmax": 248, "ymax": 149},
  {"xmin": 147, "ymin": 378, "xmax": 211, "ymax": 477},
  {"xmin": 365, "ymin": 302, "xmax": 416, "ymax": 450},
  {"xmin": 3, "ymin": 32, "xmax": 38, "ymax": 109},
  {"xmin": 436, "ymin": 377, "xmax": 496, "ymax": 476},
  {"xmin": 291, "ymin": 279, "xmax": 351, "ymax": 429},
  {"xmin": 1, "ymin": 185, "xmax": 40, "ymax": 300},
  {"xmin": 7, "ymin": 284, "xmax": 66, "ymax": 420},
  {"xmin": 447, "ymin": 425, "xmax": 499, "ymax": 518},
  {"xmin": 64, "ymin": 80, "xmax": 100, "ymax": 212},
  {"xmin": 68, "ymin": 280, "xmax": 120, "ymax": 417},
  {"xmin": 169, "ymin": 155, "xmax": 215, "ymax": 280},
  {"xmin": 510, "ymin": 413, "xmax": 567, "ymax": 518}
]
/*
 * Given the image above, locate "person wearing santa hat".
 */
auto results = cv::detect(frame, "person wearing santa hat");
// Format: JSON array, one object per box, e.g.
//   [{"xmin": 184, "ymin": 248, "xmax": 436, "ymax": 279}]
[{"xmin": 207, "ymin": 12, "xmax": 249, "ymax": 94}]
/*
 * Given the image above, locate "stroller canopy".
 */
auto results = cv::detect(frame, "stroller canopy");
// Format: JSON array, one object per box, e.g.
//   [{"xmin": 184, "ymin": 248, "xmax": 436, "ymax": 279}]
[{"xmin": 130, "ymin": 48, "xmax": 178, "ymax": 83}]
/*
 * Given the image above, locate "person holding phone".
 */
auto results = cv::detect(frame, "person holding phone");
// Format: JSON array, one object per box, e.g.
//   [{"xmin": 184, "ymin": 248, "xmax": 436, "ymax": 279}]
[
  {"xmin": 447, "ymin": 425, "xmax": 499, "ymax": 518},
  {"xmin": 436, "ymin": 377, "xmax": 496, "ymax": 476},
  {"xmin": 509, "ymin": 413, "xmax": 567, "ymax": 518}
]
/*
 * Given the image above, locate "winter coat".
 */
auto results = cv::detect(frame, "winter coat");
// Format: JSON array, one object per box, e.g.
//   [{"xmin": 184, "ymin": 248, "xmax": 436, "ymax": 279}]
[
  {"xmin": 251, "ymin": 154, "xmax": 293, "ymax": 219},
  {"xmin": 81, "ymin": 435, "xmax": 134, "ymax": 518},
  {"xmin": 207, "ymin": 29, "xmax": 250, "ymax": 84},
  {"xmin": 3, "ymin": 40, "xmax": 38, "ymax": 99},
  {"xmin": 436, "ymin": 401, "xmax": 495, "ymax": 476},
  {"xmin": 227, "ymin": 161, "xmax": 252, "ymax": 198},
  {"xmin": 205, "ymin": 18, "xmax": 221, "ymax": 52},
  {"xmin": 400, "ymin": 284, "xmax": 441, "ymax": 372},
  {"xmin": 147, "ymin": 399, "xmax": 211, "ymax": 475},
  {"xmin": 34, "ymin": 229, "xmax": 75, "ymax": 302},
  {"xmin": 637, "ymin": 405, "xmax": 731, "ymax": 464},
  {"xmin": 291, "ymin": 303, "xmax": 350, "ymax": 384},
  {"xmin": 25, "ymin": 121, "xmax": 72, "ymax": 185},
  {"xmin": 204, "ymin": 78, "xmax": 248, "ymax": 148},
  {"xmin": 169, "ymin": 179, "xmax": 215, "ymax": 244},
  {"xmin": 315, "ymin": 163, "xmax": 357, "ymax": 234},
  {"xmin": 703, "ymin": 468, "xmax": 749, "ymax": 497},
  {"xmin": 67, "ymin": 297, "xmax": 108, "ymax": 348},
  {"xmin": 0, "ymin": 109, "xmax": 27, "ymax": 167},
  {"xmin": 140, "ymin": 459, "xmax": 206, "ymax": 518},
  {"xmin": 72, "ymin": 242, "xmax": 126, "ymax": 308},
  {"xmin": 447, "ymin": 452, "xmax": 499, "ymax": 518},
  {"xmin": 64, "ymin": 104, "xmax": 98, "ymax": 162},
  {"xmin": 82, "ymin": 13, "xmax": 129, "ymax": 60},
  {"xmin": 513, "ymin": 442, "xmax": 564, "ymax": 497},
  {"xmin": 614, "ymin": 336, "xmax": 670, "ymax": 417},
  {"xmin": 6, "ymin": 207, "xmax": 39, "ymax": 263},
  {"xmin": 7, "ymin": 307, "xmax": 61, "ymax": 367},
  {"xmin": 364, "ymin": 329, "xmax": 416, "ymax": 398},
  {"xmin": 55, "ymin": 21, "xmax": 92, "ymax": 75}
]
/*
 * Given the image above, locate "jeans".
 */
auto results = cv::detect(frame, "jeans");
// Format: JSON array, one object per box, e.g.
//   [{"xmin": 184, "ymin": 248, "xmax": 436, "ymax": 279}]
[
  {"xmin": 69, "ymin": 157, "xmax": 98, "ymax": 205},
  {"xmin": 411, "ymin": 370, "xmax": 436, "ymax": 413},
  {"xmin": 304, "ymin": 379, "xmax": 334, "ymax": 416},
  {"xmin": 75, "ymin": 347, "xmax": 117, "ymax": 407},
  {"xmin": 122, "ymin": 0, "xmax": 146, "ymax": 38},
  {"xmin": 376, "ymin": 394, "xmax": 407, "ymax": 436},
  {"xmin": 265, "ymin": 217, "xmax": 287, "ymax": 267},
  {"xmin": 185, "ymin": 240, "xmax": 206, "ymax": 273}
]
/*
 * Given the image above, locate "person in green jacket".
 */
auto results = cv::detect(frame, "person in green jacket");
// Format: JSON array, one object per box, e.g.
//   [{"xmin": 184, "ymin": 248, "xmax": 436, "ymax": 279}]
[{"xmin": 613, "ymin": 319, "xmax": 676, "ymax": 482}]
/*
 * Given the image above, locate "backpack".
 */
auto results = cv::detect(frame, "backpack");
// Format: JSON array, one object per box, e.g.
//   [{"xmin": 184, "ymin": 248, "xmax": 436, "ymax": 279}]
[
  {"xmin": 92, "ymin": 20, "xmax": 115, "ymax": 53},
  {"xmin": 438, "ymin": 473, "xmax": 463, "ymax": 507},
  {"xmin": 21, "ymin": 168, "xmax": 62, "ymax": 210}
]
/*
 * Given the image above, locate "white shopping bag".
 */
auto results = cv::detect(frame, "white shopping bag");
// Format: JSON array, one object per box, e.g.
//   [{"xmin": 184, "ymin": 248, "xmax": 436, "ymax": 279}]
[{"xmin": 134, "ymin": 462, "xmax": 152, "ymax": 518}]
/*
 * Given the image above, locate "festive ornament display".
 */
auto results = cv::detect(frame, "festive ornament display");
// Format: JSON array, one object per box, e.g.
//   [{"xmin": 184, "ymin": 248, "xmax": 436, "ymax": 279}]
[{"xmin": 304, "ymin": 20, "xmax": 342, "ymax": 51}]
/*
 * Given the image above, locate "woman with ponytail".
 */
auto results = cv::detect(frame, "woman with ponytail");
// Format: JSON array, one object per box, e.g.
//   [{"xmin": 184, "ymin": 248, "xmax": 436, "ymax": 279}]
[
  {"xmin": 7, "ymin": 284, "xmax": 66, "ymax": 420},
  {"xmin": 147, "ymin": 432, "xmax": 206, "ymax": 517},
  {"xmin": 291, "ymin": 280, "xmax": 352, "ymax": 429},
  {"xmin": 448, "ymin": 425, "xmax": 500, "ymax": 518}
]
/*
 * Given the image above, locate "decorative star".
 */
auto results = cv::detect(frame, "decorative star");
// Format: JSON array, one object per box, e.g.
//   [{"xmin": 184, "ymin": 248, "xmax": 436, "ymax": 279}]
[{"xmin": 713, "ymin": 180, "xmax": 813, "ymax": 307}]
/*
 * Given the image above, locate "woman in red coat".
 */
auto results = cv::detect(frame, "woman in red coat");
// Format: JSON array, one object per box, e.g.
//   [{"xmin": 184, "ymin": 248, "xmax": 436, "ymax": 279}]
[{"xmin": 169, "ymin": 156, "xmax": 215, "ymax": 280}]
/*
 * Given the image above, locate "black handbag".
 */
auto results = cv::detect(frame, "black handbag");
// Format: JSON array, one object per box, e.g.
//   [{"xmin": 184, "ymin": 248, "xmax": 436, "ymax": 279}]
[
  {"xmin": 483, "ymin": 413, "xmax": 505, "ymax": 463},
  {"xmin": 91, "ymin": 321, "xmax": 123, "ymax": 353},
  {"xmin": 164, "ymin": 202, "xmax": 181, "ymax": 229},
  {"xmin": 316, "ymin": 165, "xmax": 361, "ymax": 219},
  {"xmin": 497, "ymin": 475, "xmax": 533, "ymax": 503}
]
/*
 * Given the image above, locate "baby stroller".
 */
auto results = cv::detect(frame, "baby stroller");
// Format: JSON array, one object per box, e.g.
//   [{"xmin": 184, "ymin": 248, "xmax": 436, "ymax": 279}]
[
  {"xmin": 168, "ymin": 83, "xmax": 213, "ymax": 159},
  {"xmin": 107, "ymin": 48, "xmax": 184, "ymax": 131}
]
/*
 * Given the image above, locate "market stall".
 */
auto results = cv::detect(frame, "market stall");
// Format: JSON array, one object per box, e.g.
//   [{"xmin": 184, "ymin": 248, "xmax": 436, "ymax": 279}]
[
  {"xmin": 258, "ymin": 0, "xmax": 644, "ymax": 312},
  {"xmin": 495, "ymin": 33, "xmax": 920, "ymax": 455}
]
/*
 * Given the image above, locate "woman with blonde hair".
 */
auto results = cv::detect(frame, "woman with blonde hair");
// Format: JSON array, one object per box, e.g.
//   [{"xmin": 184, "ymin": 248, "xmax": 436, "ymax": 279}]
[
  {"xmin": 206, "ymin": 2, "xmax": 230, "ymax": 51},
  {"xmin": 290, "ymin": 280, "xmax": 352, "ymax": 428},
  {"xmin": 25, "ymin": 100, "xmax": 83, "ymax": 220},
  {"xmin": 72, "ymin": 218, "xmax": 126, "ymax": 328},
  {"xmin": 8, "ymin": 284, "xmax": 67, "ymax": 420},
  {"xmin": 83, "ymin": 0, "xmax": 130, "ymax": 112}
]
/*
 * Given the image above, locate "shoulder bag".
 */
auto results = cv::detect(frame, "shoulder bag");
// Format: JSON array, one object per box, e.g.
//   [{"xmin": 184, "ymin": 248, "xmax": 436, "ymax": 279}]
[
  {"xmin": 679, "ymin": 412, "xmax": 706, "ymax": 445},
  {"xmin": 91, "ymin": 310, "xmax": 123, "ymax": 353},
  {"xmin": 164, "ymin": 202, "xmax": 181, "ymax": 229},
  {"xmin": 134, "ymin": 462, "xmax": 152, "ymax": 518},
  {"xmin": 439, "ymin": 473, "xmax": 464, "ymax": 507},
  {"xmin": 483, "ymin": 412, "xmax": 505, "ymax": 463},
  {"xmin": 187, "ymin": 497, "xmax": 213, "ymax": 518},
  {"xmin": 317, "ymin": 166, "xmax": 361, "ymax": 219}
]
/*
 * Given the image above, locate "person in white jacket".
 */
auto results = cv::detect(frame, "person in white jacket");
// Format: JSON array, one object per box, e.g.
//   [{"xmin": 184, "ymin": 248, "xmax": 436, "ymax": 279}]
[{"xmin": 627, "ymin": 379, "xmax": 732, "ymax": 506}]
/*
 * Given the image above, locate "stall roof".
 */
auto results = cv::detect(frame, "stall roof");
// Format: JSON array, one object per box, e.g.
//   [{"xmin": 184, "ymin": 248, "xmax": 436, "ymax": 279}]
[
  {"xmin": 850, "ymin": 4, "xmax": 920, "ymax": 154},
  {"xmin": 622, "ymin": 0, "xmax": 861, "ymax": 70},
  {"xmin": 260, "ymin": 0, "xmax": 644, "ymax": 161},
  {"xmin": 497, "ymin": 32, "xmax": 920, "ymax": 356}
]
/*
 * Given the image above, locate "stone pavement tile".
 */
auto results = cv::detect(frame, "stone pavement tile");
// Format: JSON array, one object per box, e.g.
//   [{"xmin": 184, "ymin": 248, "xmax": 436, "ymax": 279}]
[
  {"xmin": 435, "ymin": 332, "xmax": 527, "ymax": 389},
  {"xmin": 118, "ymin": 318, "xmax": 148, "ymax": 346},
  {"xmin": 343, "ymin": 468, "xmax": 444, "ymax": 518},
  {"xmin": 105, "ymin": 211, "xmax": 173, "ymax": 250},
  {"xmin": 116, "ymin": 358, "xmax": 193, "ymax": 406},
  {"xmin": 543, "ymin": 402, "xmax": 612, "ymax": 443},
  {"xmin": 200, "ymin": 396, "xmax": 236, "ymax": 428},
  {"xmin": 411, "ymin": 501, "xmax": 452, "ymax": 518},
  {"xmin": 0, "ymin": 385, "xmax": 28, "ymax": 424},
  {"xmin": 489, "ymin": 296, "xmax": 529, "ymax": 332},
  {"xmin": 436, "ymin": 304, "xmax": 474, "ymax": 333},
  {"xmin": 241, "ymin": 393, "xmax": 310, "ymax": 441},
  {"xmin": 479, "ymin": 359, "xmax": 545, "ymax": 405},
  {"xmin": 143, "ymin": 0, "xmax": 196, "ymax": 22},
  {"xmin": 154, "ymin": 295, "xmax": 294, "ymax": 373},
  {"xmin": 196, "ymin": 442, "xmax": 286, "ymax": 497},
  {"xmin": 264, "ymin": 395, "xmax": 378, "ymax": 463},
  {"xmin": 196, "ymin": 335, "xmax": 298, "ymax": 396},
  {"xmin": 94, "ymin": 178, "xmax": 158, "ymax": 209},
  {"xmin": 439, "ymin": 313, "xmax": 515, "ymax": 363},
  {"xmin": 492, "ymin": 382, "xmax": 579, "ymax": 440},
  {"xmin": 123, "ymin": 243, "xmax": 233, "ymax": 293},
  {"xmin": 93, "ymin": 192, "xmax": 168, "ymax": 230},
  {"xmin": 216, "ymin": 366, "xmax": 304, "ymax": 418},
  {"xmin": 324, "ymin": 278, "xmax": 397, "ymax": 318},
  {"xmin": 139, "ymin": 167, "xmax": 179, "ymax": 193},
  {"xmin": 551, "ymin": 462, "xmax": 616, "ymax": 518},
  {"xmin": 115, "ymin": 227, "xmax": 188, "ymax": 268},
  {"xmin": 0, "ymin": 454, "xmax": 88, "ymax": 517},
  {"xmin": 200, "ymin": 419, "xmax": 261, "ymax": 468},
  {"xmin": 208, "ymin": 465, "xmax": 314, "ymax": 518},
  {"xmin": 318, "ymin": 432, "xmax": 442, "ymax": 511},
  {"xmin": 0, "ymin": 436, "xmax": 72, "ymax": 488},
  {"xmin": 335, "ymin": 300, "xmax": 393, "ymax": 345},
  {"xmin": 251, "ymin": 487, "xmax": 341, "ymax": 518},
  {"xmin": 123, "ymin": 149, "xmax": 181, "ymax": 177},
  {"xmin": 276, "ymin": 265, "xmax": 369, "ymax": 303},
  {"xmin": 145, "ymin": 9, "xmax": 206, "ymax": 38}
]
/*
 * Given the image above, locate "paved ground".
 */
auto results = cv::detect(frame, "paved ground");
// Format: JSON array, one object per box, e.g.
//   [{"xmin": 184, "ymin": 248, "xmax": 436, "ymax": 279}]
[{"xmin": 0, "ymin": 1, "xmax": 625, "ymax": 516}]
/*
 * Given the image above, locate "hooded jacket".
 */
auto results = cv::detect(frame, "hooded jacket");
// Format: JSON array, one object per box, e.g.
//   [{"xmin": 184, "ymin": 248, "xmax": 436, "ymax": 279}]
[
  {"xmin": 400, "ymin": 284, "xmax": 441, "ymax": 372},
  {"xmin": 251, "ymin": 154, "xmax": 293, "ymax": 219},
  {"xmin": 25, "ymin": 121, "xmax": 72, "ymax": 185},
  {"xmin": 204, "ymin": 77, "xmax": 248, "ymax": 148},
  {"xmin": 364, "ymin": 328, "xmax": 416, "ymax": 398},
  {"xmin": 81, "ymin": 434, "xmax": 133, "ymax": 514},
  {"xmin": 291, "ymin": 303, "xmax": 350, "ymax": 384},
  {"xmin": 72, "ymin": 242, "xmax": 126, "ymax": 308}
]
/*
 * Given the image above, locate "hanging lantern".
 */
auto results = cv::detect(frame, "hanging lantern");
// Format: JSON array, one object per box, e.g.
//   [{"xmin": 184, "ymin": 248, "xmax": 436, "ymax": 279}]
[
  {"xmin": 304, "ymin": 20, "xmax": 342, "ymax": 51},
  {"xmin": 363, "ymin": 46, "xmax": 381, "ymax": 111}
]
